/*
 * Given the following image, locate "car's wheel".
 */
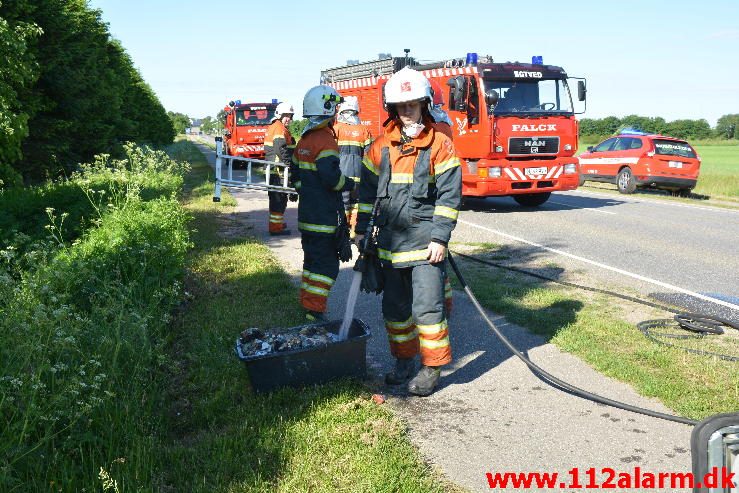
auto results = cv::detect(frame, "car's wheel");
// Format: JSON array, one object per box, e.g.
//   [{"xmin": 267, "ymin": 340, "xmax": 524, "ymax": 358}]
[
  {"xmin": 513, "ymin": 192, "xmax": 551, "ymax": 207},
  {"xmin": 676, "ymin": 188, "xmax": 692, "ymax": 198},
  {"xmin": 578, "ymin": 174, "xmax": 586, "ymax": 187},
  {"xmin": 616, "ymin": 167, "xmax": 637, "ymax": 194}
]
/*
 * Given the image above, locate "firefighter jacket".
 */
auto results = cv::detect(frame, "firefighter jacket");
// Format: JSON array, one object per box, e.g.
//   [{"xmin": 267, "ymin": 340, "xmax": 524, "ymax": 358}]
[
  {"xmin": 333, "ymin": 122, "xmax": 372, "ymax": 183},
  {"xmin": 356, "ymin": 119, "xmax": 462, "ymax": 268},
  {"xmin": 264, "ymin": 119, "xmax": 294, "ymax": 178},
  {"xmin": 294, "ymin": 126, "xmax": 356, "ymax": 235}
]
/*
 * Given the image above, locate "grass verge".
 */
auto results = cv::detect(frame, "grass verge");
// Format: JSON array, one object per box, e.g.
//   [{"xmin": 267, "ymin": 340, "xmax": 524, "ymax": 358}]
[
  {"xmin": 450, "ymin": 244, "xmax": 738, "ymax": 421},
  {"xmin": 159, "ymin": 141, "xmax": 459, "ymax": 492}
]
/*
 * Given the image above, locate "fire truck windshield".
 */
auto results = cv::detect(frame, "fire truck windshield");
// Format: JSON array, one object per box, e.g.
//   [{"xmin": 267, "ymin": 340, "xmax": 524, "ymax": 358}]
[
  {"xmin": 485, "ymin": 78, "xmax": 573, "ymax": 115},
  {"xmin": 235, "ymin": 105, "xmax": 276, "ymax": 126}
]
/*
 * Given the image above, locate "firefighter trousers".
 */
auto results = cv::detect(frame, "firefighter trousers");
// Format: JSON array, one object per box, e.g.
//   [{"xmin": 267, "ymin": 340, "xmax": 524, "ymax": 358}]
[
  {"xmin": 268, "ymin": 174, "xmax": 288, "ymax": 233},
  {"xmin": 300, "ymin": 234, "xmax": 339, "ymax": 313},
  {"xmin": 381, "ymin": 262, "xmax": 452, "ymax": 367}
]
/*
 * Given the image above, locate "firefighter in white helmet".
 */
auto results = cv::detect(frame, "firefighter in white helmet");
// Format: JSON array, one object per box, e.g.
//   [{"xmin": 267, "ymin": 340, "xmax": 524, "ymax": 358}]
[
  {"xmin": 264, "ymin": 102, "xmax": 295, "ymax": 235},
  {"xmin": 354, "ymin": 67, "xmax": 462, "ymax": 396},
  {"xmin": 294, "ymin": 85, "xmax": 356, "ymax": 321},
  {"xmin": 334, "ymin": 96, "xmax": 372, "ymax": 235}
]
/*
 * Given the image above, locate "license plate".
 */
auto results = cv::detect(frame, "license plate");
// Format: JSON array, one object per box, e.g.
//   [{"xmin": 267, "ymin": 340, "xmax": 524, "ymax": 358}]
[
  {"xmin": 668, "ymin": 161, "xmax": 683, "ymax": 168},
  {"xmin": 525, "ymin": 167, "xmax": 548, "ymax": 175}
]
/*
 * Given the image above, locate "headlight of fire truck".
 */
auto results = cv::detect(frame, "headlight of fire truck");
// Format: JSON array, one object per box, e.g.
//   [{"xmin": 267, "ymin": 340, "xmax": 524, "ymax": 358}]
[
  {"xmin": 485, "ymin": 167, "xmax": 502, "ymax": 178},
  {"xmin": 564, "ymin": 144, "xmax": 572, "ymax": 151},
  {"xmin": 564, "ymin": 163, "xmax": 577, "ymax": 174},
  {"xmin": 495, "ymin": 145, "xmax": 504, "ymax": 153}
]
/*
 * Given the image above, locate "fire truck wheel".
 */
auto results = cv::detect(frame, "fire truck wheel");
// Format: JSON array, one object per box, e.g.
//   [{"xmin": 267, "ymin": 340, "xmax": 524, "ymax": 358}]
[
  {"xmin": 513, "ymin": 192, "xmax": 551, "ymax": 207},
  {"xmin": 616, "ymin": 167, "xmax": 637, "ymax": 194},
  {"xmin": 578, "ymin": 174, "xmax": 587, "ymax": 187}
]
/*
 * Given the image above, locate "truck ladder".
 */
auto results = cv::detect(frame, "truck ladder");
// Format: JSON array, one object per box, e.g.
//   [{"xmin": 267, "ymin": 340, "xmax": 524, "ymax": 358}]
[{"xmin": 212, "ymin": 138, "xmax": 296, "ymax": 202}]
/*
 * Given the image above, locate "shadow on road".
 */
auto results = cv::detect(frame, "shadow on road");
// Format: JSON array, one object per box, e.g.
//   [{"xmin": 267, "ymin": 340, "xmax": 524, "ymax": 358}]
[{"xmin": 462, "ymin": 194, "xmax": 625, "ymax": 213}]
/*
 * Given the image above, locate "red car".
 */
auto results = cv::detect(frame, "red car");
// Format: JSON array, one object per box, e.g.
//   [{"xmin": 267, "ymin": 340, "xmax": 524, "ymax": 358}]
[{"xmin": 578, "ymin": 132, "xmax": 701, "ymax": 195}]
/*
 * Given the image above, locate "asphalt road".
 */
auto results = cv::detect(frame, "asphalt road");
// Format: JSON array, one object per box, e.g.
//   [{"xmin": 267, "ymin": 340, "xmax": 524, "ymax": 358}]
[{"xmin": 455, "ymin": 191, "xmax": 739, "ymax": 324}]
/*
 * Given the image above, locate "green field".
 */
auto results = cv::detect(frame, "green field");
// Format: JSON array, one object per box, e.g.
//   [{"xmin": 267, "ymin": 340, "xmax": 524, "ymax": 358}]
[{"xmin": 692, "ymin": 144, "xmax": 739, "ymax": 199}]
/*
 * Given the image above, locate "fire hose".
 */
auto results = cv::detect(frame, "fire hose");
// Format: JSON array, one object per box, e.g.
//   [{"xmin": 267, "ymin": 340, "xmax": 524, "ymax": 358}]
[{"xmin": 446, "ymin": 252, "xmax": 701, "ymax": 426}]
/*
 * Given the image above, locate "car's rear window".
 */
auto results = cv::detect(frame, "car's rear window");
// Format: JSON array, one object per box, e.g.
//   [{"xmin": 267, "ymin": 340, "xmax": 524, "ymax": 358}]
[{"xmin": 652, "ymin": 139, "xmax": 696, "ymax": 158}]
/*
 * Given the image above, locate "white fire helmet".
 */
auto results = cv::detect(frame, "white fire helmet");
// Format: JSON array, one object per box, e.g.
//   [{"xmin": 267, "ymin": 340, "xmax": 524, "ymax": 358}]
[
  {"xmin": 274, "ymin": 102, "xmax": 294, "ymax": 120},
  {"xmin": 302, "ymin": 85, "xmax": 344, "ymax": 117},
  {"xmin": 383, "ymin": 67, "xmax": 432, "ymax": 111},
  {"xmin": 337, "ymin": 96, "xmax": 360, "ymax": 115}
]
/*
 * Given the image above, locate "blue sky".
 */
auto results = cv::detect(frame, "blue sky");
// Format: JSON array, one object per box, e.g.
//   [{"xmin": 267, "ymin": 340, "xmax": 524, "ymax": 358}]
[{"xmin": 89, "ymin": 0, "xmax": 739, "ymax": 126}]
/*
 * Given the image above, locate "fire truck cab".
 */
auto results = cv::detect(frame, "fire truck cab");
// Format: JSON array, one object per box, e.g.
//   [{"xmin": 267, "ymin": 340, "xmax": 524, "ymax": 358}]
[
  {"xmin": 222, "ymin": 100, "xmax": 278, "ymax": 159},
  {"xmin": 322, "ymin": 54, "xmax": 587, "ymax": 206}
]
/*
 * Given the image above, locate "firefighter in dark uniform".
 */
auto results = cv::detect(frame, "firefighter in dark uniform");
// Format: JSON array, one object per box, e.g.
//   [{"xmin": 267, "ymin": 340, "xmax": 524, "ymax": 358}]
[
  {"xmin": 294, "ymin": 85, "xmax": 356, "ymax": 321},
  {"xmin": 355, "ymin": 67, "xmax": 462, "ymax": 396},
  {"xmin": 264, "ymin": 102, "xmax": 295, "ymax": 235},
  {"xmin": 334, "ymin": 96, "xmax": 372, "ymax": 235}
]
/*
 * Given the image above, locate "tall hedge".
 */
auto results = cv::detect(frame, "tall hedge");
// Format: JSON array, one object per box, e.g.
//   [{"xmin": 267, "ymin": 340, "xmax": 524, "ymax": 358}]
[{"xmin": 0, "ymin": 0, "xmax": 175, "ymax": 185}]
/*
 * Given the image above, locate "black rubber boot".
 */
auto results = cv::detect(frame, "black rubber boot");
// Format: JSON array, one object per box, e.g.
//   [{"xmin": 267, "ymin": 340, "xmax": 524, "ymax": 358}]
[
  {"xmin": 385, "ymin": 358, "xmax": 415, "ymax": 385},
  {"xmin": 407, "ymin": 365, "xmax": 441, "ymax": 396}
]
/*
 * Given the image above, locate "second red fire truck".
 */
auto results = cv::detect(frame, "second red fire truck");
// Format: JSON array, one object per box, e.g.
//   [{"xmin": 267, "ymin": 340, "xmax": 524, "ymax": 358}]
[
  {"xmin": 221, "ymin": 99, "xmax": 279, "ymax": 159},
  {"xmin": 321, "ymin": 53, "xmax": 587, "ymax": 206}
]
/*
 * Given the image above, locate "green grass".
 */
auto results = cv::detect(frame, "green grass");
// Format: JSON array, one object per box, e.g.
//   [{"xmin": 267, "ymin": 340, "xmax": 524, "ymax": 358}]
[
  {"xmin": 450, "ymin": 246, "xmax": 739, "ymax": 420},
  {"xmin": 159, "ymin": 141, "xmax": 460, "ymax": 492},
  {"xmin": 692, "ymin": 145, "xmax": 739, "ymax": 199},
  {"xmin": 0, "ymin": 143, "xmax": 192, "ymax": 491}
]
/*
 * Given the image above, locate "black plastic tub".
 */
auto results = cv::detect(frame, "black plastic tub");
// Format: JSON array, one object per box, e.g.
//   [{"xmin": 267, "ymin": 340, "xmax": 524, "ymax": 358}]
[{"xmin": 234, "ymin": 318, "xmax": 371, "ymax": 393}]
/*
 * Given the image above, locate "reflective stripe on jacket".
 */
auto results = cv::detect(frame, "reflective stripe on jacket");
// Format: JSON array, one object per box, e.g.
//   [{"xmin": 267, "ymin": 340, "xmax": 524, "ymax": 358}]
[
  {"xmin": 356, "ymin": 120, "xmax": 462, "ymax": 268},
  {"xmin": 295, "ymin": 126, "xmax": 356, "ymax": 235},
  {"xmin": 334, "ymin": 122, "xmax": 372, "ymax": 182}
]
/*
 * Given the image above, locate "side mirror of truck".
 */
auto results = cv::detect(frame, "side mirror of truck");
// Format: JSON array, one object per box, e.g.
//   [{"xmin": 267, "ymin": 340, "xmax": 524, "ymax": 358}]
[
  {"xmin": 485, "ymin": 89, "xmax": 499, "ymax": 107},
  {"xmin": 578, "ymin": 80, "xmax": 587, "ymax": 102},
  {"xmin": 447, "ymin": 76, "xmax": 467, "ymax": 112},
  {"xmin": 587, "ymin": 146, "xmax": 594, "ymax": 152}
]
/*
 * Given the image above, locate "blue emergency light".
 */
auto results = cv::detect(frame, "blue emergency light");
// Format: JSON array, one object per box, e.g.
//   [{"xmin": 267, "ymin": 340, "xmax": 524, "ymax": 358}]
[
  {"xmin": 532, "ymin": 56, "xmax": 543, "ymax": 65},
  {"xmin": 465, "ymin": 52, "xmax": 478, "ymax": 65},
  {"xmin": 619, "ymin": 127, "xmax": 649, "ymax": 135},
  {"xmin": 272, "ymin": 98, "xmax": 278, "ymax": 104},
  {"xmin": 234, "ymin": 99, "xmax": 242, "ymax": 105}
]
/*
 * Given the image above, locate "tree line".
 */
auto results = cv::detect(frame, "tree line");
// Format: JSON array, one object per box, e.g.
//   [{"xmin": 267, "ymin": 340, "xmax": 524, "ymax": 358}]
[
  {"xmin": 0, "ymin": 0, "xmax": 175, "ymax": 188},
  {"xmin": 580, "ymin": 114, "xmax": 739, "ymax": 140}
]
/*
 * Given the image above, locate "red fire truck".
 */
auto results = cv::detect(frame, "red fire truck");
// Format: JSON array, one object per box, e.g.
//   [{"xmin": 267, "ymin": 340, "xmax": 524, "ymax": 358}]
[
  {"xmin": 222, "ymin": 100, "xmax": 279, "ymax": 159},
  {"xmin": 321, "ymin": 54, "xmax": 587, "ymax": 206}
]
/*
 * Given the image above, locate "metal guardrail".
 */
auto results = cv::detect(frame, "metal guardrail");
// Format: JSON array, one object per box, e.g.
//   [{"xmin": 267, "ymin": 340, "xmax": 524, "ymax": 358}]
[{"xmin": 213, "ymin": 137, "xmax": 296, "ymax": 202}]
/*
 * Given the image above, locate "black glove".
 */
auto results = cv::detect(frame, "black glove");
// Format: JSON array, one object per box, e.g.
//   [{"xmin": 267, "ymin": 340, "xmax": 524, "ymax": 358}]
[
  {"xmin": 354, "ymin": 234, "xmax": 383, "ymax": 294},
  {"xmin": 336, "ymin": 223, "xmax": 353, "ymax": 262},
  {"xmin": 335, "ymin": 197, "xmax": 353, "ymax": 262}
]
